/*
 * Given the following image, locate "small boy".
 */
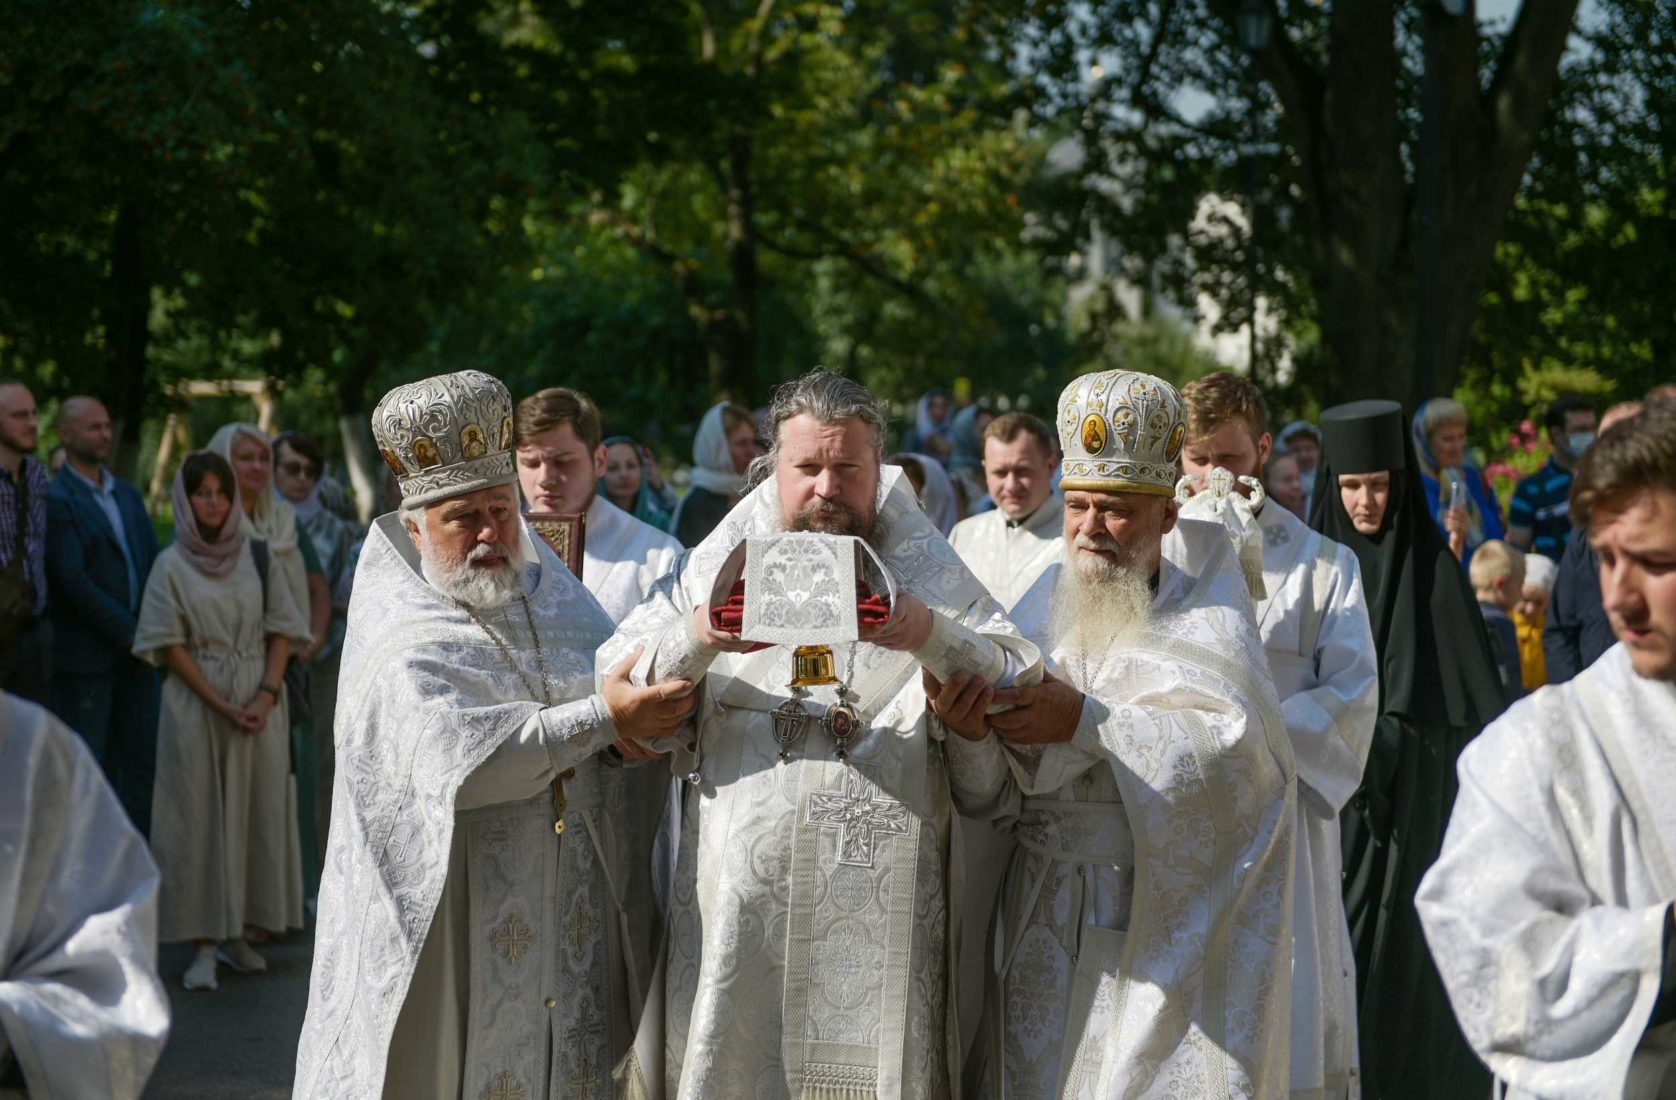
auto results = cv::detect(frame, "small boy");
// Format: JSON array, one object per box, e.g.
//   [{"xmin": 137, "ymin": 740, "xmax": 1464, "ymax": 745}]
[{"xmin": 1470, "ymin": 538, "xmax": 1527, "ymax": 703}]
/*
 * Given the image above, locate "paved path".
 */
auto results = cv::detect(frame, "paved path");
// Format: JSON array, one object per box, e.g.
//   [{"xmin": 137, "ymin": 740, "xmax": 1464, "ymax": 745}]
[{"xmin": 144, "ymin": 934, "xmax": 312, "ymax": 1099}]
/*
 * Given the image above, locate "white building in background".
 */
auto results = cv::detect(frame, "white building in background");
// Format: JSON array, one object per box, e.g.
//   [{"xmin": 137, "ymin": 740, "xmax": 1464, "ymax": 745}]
[{"xmin": 1049, "ymin": 136, "xmax": 1291, "ymax": 383}]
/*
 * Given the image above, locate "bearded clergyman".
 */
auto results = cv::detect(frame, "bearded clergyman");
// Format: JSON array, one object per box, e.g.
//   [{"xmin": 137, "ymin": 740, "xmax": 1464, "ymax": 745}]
[
  {"xmin": 931, "ymin": 369, "xmax": 1296, "ymax": 1097},
  {"xmin": 600, "ymin": 369, "xmax": 1042, "ymax": 1098},
  {"xmin": 294, "ymin": 370, "xmax": 695, "ymax": 1100}
]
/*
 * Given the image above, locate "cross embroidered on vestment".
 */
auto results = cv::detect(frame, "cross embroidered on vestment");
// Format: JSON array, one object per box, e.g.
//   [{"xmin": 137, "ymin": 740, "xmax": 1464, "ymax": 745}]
[
  {"xmin": 805, "ymin": 766, "xmax": 911, "ymax": 867},
  {"xmin": 482, "ymin": 1070, "xmax": 524, "ymax": 1100},
  {"xmin": 489, "ymin": 912, "xmax": 533, "ymax": 965}
]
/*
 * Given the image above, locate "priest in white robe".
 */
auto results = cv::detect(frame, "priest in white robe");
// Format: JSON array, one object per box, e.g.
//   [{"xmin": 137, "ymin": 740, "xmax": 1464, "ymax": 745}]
[
  {"xmin": 0, "ymin": 692, "xmax": 169, "ymax": 1100},
  {"xmin": 294, "ymin": 371, "xmax": 694, "ymax": 1100},
  {"xmin": 937, "ymin": 368, "xmax": 1296, "ymax": 1098},
  {"xmin": 601, "ymin": 369, "xmax": 1042, "ymax": 1099},
  {"xmin": 512, "ymin": 386, "xmax": 686, "ymax": 996},
  {"xmin": 1418, "ymin": 398, "xmax": 1676, "ymax": 1098},
  {"xmin": 510, "ymin": 387, "xmax": 683, "ymax": 624},
  {"xmin": 1180, "ymin": 371, "xmax": 1378, "ymax": 1098},
  {"xmin": 948, "ymin": 410, "xmax": 1064, "ymax": 613}
]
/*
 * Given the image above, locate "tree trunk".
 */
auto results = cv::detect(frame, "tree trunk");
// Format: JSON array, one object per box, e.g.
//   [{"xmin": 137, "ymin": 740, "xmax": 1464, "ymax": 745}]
[
  {"xmin": 107, "ymin": 202, "xmax": 150, "ymax": 480},
  {"xmin": 336, "ymin": 344, "xmax": 384, "ymax": 522},
  {"xmin": 1237, "ymin": 0, "xmax": 1579, "ymax": 409},
  {"xmin": 723, "ymin": 130, "xmax": 760, "ymax": 400}
]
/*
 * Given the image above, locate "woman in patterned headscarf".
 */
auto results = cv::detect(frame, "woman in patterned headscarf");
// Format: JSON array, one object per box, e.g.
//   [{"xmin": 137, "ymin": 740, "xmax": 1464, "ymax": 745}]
[{"xmin": 135, "ymin": 451, "xmax": 310, "ymax": 990}]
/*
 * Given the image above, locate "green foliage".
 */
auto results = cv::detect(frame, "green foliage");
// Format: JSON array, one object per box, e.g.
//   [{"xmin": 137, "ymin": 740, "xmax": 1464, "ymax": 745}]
[
  {"xmin": 0, "ymin": 0, "xmax": 1654, "ymax": 492},
  {"xmin": 1469, "ymin": 0, "xmax": 1674, "ymax": 409}
]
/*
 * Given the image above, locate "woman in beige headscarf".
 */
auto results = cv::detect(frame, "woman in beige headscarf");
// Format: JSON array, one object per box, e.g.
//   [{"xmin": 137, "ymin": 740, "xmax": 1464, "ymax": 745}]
[{"xmin": 208, "ymin": 422, "xmax": 327, "ymax": 910}]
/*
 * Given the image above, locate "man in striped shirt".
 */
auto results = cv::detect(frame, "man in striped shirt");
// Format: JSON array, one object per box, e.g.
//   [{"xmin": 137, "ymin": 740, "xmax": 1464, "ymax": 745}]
[{"xmin": 1509, "ymin": 392, "xmax": 1597, "ymax": 563}]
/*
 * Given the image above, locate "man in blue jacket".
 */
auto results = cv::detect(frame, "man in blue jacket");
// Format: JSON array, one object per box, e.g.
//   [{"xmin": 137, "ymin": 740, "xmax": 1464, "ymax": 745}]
[{"xmin": 47, "ymin": 396, "xmax": 160, "ymax": 835}]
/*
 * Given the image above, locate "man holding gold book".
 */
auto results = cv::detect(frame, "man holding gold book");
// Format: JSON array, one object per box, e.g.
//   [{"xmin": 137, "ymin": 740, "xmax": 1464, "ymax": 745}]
[{"xmin": 601, "ymin": 369, "xmax": 1042, "ymax": 1099}]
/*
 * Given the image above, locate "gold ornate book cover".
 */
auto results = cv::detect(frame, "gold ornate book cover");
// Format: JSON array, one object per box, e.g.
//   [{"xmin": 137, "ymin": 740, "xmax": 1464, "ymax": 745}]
[{"xmin": 524, "ymin": 512, "xmax": 586, "ymax": 577}]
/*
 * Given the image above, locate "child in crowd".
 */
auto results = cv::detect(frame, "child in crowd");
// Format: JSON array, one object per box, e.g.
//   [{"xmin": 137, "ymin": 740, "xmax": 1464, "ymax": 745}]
[
  {"xmin": 1514, "ymin": 553, "xmax": 1556, "ymax": 691},
  {"xmin": 1469, "ymin": 539, "xmax": 1527, "ymax": 704}
]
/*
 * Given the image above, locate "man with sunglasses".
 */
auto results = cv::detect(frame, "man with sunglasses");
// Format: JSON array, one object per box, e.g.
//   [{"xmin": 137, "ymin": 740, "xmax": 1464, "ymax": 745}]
[{"xmin": 272, "ymin": 430, "xmax": 360, "ymax": 883}]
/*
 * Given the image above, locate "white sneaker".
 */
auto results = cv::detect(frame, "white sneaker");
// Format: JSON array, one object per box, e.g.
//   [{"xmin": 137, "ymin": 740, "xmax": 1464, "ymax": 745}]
[
  {"xmin": 218, "ymin": 938, "xmax": 268, "ymax": 974},
  {"xmin": 183, "ymin": 947, "xmax": 218, "ymax": 991}
]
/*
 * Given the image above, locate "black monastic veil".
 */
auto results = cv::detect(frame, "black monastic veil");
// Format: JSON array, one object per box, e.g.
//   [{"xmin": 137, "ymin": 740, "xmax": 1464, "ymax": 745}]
[{"xmin": 1308, "ymin": 398, "xmax": 1505, "ymax": 1100}]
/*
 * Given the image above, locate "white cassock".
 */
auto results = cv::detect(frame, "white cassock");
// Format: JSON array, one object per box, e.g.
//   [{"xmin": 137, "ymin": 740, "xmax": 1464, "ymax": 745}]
[
  {"xmin": 948, "ymin": 494, "xmax": 1064, "ymax": 613},
  {"xmin": 1418, "ymin": 644, "xmax": 1676, "ymax": 1099},
  {"xmin": 583, "ymin": 494, "xmax": 683, "ymax": 625},
  {"xmin": 946, "ymin": 494, "xmax": 1065, "ymax": 1055},
  {"xmin": 955, "ymin": 517, "xmax": 1296, "ymax": 1098},
  {"xmin": 601, "ymin": 465, "xmax": 1042, "ymax": 1099},
  {"xmin": 0, "ymin": 693, "xmax": 169, "ymax": 1100},
  {"xmin": 295, "ymin": 517, "xmax": 637, "ymax": 1100},
  {"xmin": 1252, "ymin": 500, "xmax": 1377, "ymax": 1098},
  {"xmin": 581, "ymin": 493, "xmax": 684, "ymax": 1010}
]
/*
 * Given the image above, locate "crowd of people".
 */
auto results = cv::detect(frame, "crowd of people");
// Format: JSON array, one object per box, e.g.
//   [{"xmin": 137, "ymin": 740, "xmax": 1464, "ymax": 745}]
[{"xmin": 0, "ymin": 364, "xmax": 1672, "ymax": 1099}]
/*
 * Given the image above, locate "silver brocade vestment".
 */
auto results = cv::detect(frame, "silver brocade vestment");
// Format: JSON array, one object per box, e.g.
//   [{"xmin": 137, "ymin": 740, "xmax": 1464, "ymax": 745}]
[
  {"xmin": 294, "ymin": 517, "xmax": 629, "ymax": 1099},
  {"xmin": 1251, "ymin": 501, "xmax": 1378, "ymax": 1099},
  {"xmin": 1419, "ymin": 645, "xmax": 1676, "ymax": 1099},
  {"xmin": 959, "ymin": 517, "xmax": 1297, "ymax": 1098},
  {"xmin": 0, "ymin": 694, "xmax": 170, "ymax": 1100},
  {"xmin": 600, "ymin": 465, "xmax": 1042, "ymax": 1099}
]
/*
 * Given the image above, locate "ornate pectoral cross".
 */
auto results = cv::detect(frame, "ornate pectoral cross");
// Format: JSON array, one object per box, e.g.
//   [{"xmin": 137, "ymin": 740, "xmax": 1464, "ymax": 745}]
[{"xmin": 773, "ymin": 695, "xmax": 812, "ymax": 763}]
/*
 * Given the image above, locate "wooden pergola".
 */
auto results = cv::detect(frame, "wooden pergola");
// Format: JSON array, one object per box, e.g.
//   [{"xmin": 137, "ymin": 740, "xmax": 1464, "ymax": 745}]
[{"xmin": 145, "ymin": 378, "xmax": 281, "ymax": 511}]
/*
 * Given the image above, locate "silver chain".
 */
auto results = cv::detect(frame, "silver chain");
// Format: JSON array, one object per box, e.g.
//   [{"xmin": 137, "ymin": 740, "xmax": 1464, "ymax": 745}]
[{"xmin": 458, "ymin": 593, "xmax": 552, "ymax": 706}]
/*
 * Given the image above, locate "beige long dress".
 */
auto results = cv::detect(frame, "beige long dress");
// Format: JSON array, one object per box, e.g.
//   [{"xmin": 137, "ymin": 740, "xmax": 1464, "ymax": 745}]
[{"xmin": 133, "ymin": 541, "xmax": 311, "ymax": 942}]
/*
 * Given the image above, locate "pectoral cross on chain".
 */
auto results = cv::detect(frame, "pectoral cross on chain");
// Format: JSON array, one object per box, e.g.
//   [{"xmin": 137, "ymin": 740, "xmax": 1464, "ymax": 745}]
[{"xmin": 805, "ymin": 766, "xmax": 911, "ymax": 868}]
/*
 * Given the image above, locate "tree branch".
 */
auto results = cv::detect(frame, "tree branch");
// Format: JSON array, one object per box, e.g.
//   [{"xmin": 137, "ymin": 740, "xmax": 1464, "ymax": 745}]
[
  {"xmin": 746, "ymin": 0, "xmax": 778, "ymax": 76},
  {"xmin": 687, "ymin": 0, "xmax": 717, "ymax": 64},
  {"xmin": 1485, "ymin": 0, "xmax": 1581, "ymax": 184},
  {"xmin": 759, "ymin": 224, "xmax": 934, "ymax": 306},
  {"xmin": 588, "ymin": 207, "xmax": 691, "ymax": 274}
]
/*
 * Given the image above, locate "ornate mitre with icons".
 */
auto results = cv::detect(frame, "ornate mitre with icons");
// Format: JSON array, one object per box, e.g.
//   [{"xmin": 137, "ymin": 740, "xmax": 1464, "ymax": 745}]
[
  {"xmin": 1056, "ymin": 368, "xmax": 1188, "ymax": 496},
  {"xmin": 371, "ymin": 369, "xmax": 517, "ymax": 506}
]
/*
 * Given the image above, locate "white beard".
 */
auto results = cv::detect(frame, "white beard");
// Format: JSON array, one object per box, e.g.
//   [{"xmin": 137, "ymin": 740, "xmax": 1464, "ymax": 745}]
[
  {"xmin": 419, "ymin": 538, "xmax": 522, "ymax": 610},
  {"xmin": 1050, "ymin": 538, "xmax": 1155, "ymax": 669}
]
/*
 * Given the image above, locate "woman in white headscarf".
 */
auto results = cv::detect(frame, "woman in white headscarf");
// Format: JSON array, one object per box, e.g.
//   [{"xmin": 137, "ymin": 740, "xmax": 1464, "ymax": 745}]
[
  {"xmin": 207, "ymin": 422, "xmax": 325, "ymax": 910},
  {"xmin": 672, "ymin": 402, "xmax": 757, "ymax": 547},
  {"xmin": 894, "ymin": 451, "xmax": 960, "ymax": 534}
]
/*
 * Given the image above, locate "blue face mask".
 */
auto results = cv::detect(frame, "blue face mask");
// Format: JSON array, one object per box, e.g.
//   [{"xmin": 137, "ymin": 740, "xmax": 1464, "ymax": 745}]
[{"xmin": 1567, "ymin": 432, "xmax": 1596, "ymax": 456}]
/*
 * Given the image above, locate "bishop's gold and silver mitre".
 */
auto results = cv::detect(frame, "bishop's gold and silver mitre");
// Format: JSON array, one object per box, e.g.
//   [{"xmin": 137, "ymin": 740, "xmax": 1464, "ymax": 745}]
[
  {"xmin": 371, "ymin": 369, "xmax": 517, "ymax": 506},
  {"xmin": 1056, "ymin": 369, "xmax": 1188, "ymax": 496}
]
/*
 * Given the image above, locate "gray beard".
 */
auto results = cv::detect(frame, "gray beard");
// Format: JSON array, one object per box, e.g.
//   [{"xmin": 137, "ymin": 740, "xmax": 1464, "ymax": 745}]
[
  {"xmin": 1050, "ymin": 547, "xmax": 1154, "ymax": 670},
  {"xmin": 420, "ymin": 540, "xmax": 522, "ymax": 610}
]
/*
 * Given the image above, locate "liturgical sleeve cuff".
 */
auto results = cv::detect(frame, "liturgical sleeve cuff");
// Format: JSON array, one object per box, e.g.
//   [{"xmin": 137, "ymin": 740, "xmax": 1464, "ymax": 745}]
[
  {"xmin": 537, "ymin": 695, "xmax": 619, "ymax": 775},
  {"xmin": 912, "ymin": 612, "xmax": 1005, "ymax": 687}
]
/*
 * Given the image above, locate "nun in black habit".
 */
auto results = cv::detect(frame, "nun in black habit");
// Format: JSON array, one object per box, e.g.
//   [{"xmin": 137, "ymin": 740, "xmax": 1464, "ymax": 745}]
[{"xmin": 1308, "ymin": 400, "xmax": 1507, "ymax": 1099}]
